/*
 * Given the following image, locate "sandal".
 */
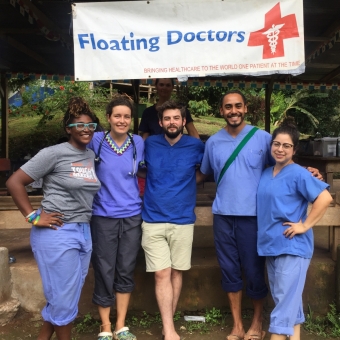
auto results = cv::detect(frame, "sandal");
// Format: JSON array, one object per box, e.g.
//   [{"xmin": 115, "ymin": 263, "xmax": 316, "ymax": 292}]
[{"xmin": 113, "ymin": 326, "xmax": 137, "ymax": 340}]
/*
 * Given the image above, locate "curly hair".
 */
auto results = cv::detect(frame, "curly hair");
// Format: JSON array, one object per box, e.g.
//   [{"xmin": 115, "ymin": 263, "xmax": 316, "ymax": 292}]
[{"xmin": 63, "ymin": 97, "xmax": 99, "ymax": 130}]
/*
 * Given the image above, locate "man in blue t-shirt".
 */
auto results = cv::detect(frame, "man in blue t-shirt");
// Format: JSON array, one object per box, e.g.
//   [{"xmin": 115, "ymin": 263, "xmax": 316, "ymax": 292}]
[
  {"xmin": 198, "ymin": 90, "xmax": 321, "ymax": 340},
  {"xmin": 142, "ymin": 101, "xmax": 204, "ymax": 340}
]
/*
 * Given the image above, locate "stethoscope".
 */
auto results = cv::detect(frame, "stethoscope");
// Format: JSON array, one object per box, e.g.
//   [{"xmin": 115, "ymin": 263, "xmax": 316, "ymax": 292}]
[{"xmin": 94, "ymin": 131, "xmax": 137, "ymax": 177}]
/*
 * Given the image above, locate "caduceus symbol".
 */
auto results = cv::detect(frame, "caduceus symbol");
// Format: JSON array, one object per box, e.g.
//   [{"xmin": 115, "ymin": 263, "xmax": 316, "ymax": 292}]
[{"xmin": 263, "ymin": 24, "xmax": 285, "ymax": 54}]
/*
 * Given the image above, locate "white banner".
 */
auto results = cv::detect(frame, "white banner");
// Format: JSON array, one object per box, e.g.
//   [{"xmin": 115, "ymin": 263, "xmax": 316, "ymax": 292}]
[{"xmin": 72, "ymin": 0, "xmax": 304, "ymax": 81}]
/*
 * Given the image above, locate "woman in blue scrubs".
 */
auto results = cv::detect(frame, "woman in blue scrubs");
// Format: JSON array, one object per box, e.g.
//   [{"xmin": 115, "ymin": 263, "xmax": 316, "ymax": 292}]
[{"xmin": 257, "ymin": 121, "xmax": 332, "ymax": 340}]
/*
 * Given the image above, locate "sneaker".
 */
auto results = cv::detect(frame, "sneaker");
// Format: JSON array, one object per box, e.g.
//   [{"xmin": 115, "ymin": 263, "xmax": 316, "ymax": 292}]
[
  {"xmin": 113, "ymin": 327, "xmax": 136, "ymax": 340},
  {"xmin": 98, "ymin": 331, "xmax": 113, "ymax": 340}
]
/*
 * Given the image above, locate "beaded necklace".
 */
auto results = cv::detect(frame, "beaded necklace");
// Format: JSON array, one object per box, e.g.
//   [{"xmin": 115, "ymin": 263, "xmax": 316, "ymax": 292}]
[{"xmin": 105, "ymin": 132, "xmax": 131, "ymax": 156}]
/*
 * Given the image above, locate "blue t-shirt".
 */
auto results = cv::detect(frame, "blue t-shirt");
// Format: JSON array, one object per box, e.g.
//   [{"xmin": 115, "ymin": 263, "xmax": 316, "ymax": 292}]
[
  {"xmin": 88, "ymin": 132, "xmax": 144, "ymax": 218},
  {"xmin": 142, "ymin": 134, "xmax": 205, "ymax": 224},
  {"xmin": 257, "ymin": 163, "xmax": 329, "ymax": 259},
  {"xmin": 200, "ymin": 125, "xmax": 274, "ymax": 216},
  {"xmin": 139, "ymin": 105, "xmax": 193, "ymax": 136}
]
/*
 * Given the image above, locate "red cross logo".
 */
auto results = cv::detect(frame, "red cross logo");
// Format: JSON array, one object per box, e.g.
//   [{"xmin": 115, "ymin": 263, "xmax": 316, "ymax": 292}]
[{"xmin": 248, "ymin": 2, "xmax": 299, "ymax": 59}]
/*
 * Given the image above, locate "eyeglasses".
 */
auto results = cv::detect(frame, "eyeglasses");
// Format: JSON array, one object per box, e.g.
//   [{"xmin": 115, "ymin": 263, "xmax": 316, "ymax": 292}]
[
  {"xmin": 271, "ymin": 141, "xmax": 294, "ymax": 149},
  {"xmin": 66, "ymin": 123, "xmax": 97, "ymax": 131}
]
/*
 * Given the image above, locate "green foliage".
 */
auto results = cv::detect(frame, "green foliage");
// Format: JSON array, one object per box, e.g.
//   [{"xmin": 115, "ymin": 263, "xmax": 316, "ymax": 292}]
[
  {"xmin": 183, "ymin": 85, "xmax": 227, "ymax": 116},
  {"xmin": 270, "ymin": 90, "xmax": 323, "ymax": 128},
  {"xmin": 173, "ymin": 311, "xmax": 181, "ymax": 322},
  {"xmin": 244, "ymin": 88, "xmax": 266, "ymax": 126},
  {"xmin": 327, "ymin": 303, "xmax": 340, "ymax": 337},
  {"xmin": 185, "ymin": 320, "xmax": 210, "ymax": 334},
  {"xmin": 8, "ymin": 79, "xmax": 110, "ymax": 126},
  {"xmin": 126, "ymin": 311, "xmax": 163, "ymax": 329},
  {"xmin": 74, "ymin": 313, "xmax": 99, "ymax": 334},
  {"xmin": 304, "ymin": 303, "xmax": 340, "ymax": 337},
  {"xmin": 188, "ymin": 100, "xmax": 212, "ymax": 117},
  {"xmin": 205, "ymin": 307, "xmax": 222, "ymax": 326},
  {"xmin": 297, "ymin": 90, "xmax": 340, "ymax": 136}
]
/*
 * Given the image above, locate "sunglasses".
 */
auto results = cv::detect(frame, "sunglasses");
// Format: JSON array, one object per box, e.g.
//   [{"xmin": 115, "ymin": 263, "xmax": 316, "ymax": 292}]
[{"xmin": 66, "ymin": 123, "xmax": 97, "ymax": 131}]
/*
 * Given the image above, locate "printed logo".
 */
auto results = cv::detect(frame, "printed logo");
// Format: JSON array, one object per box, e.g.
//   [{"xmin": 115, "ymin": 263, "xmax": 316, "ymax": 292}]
[
  {"xmin": 70, "ymin": 161, "xmax": 98, "ymax": 182},
  {"xmin": 248, "ymin": 2, "xmax": 299, "ymax": 59}
]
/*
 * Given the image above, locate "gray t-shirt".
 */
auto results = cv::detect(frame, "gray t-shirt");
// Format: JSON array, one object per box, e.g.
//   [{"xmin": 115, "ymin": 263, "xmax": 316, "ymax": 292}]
[{"xmin": 21, "ymin": 142, "xmax": 101, "ymax": 223}]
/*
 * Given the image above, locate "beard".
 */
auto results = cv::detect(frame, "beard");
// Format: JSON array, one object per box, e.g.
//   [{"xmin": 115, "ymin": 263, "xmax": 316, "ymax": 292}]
[
  {"xmin": 225, "ymin": 113, "xmax": 244, "ymax": 128},
  {"xmin": 163, "ymin": 125, "xmax": 183, "ymax": 139}
]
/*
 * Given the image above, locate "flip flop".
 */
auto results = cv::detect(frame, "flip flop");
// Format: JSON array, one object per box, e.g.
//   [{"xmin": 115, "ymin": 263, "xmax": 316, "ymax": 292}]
[{"xmin": 244, "ymin": 330, "xmax": 266, "ymax": 340}]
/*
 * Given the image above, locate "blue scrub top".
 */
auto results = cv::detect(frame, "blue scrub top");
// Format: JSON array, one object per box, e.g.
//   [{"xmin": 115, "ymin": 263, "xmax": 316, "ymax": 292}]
[
  {"xmin": 200, "ymin": 125, "xmax": 273, "ymax": 216},
  {"xmin": 257, "ymin": 163, "xmax": 329, "ymax": 259}
]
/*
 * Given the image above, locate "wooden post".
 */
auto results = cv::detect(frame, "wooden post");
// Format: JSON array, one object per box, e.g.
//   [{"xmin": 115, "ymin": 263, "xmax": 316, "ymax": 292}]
[
  {"xmin": 0, "ymin": 73, "xmax": 9, "ymax": 158},
  {"xmin": 132, "ymin": 79, "xmax": 140, "ymax": 135},
  {"xmin": 264, "ymin": 76, "xmax": 274, "ymax": 133}
]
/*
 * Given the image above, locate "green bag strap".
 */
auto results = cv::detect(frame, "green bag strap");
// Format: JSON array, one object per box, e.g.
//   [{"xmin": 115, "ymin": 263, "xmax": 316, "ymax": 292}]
[{"xmin": 217, "ymin": 127, "xmax": 259, "ymax": 186}]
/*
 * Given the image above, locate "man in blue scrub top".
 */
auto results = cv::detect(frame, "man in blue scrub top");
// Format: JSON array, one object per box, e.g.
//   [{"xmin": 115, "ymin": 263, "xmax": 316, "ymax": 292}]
[
  {"xmin": 198, "ymin": 90, "xmax": 320, "ymax": 340},
  {"xmin": 142, "ymin": 101, "xmax": 205, "ymax": 340}
]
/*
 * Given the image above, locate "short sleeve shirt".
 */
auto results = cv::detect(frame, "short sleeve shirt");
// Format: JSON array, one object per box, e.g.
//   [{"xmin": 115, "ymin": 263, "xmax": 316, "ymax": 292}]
[
  {"xmin": 87, "ymin": 132, "xmax": 144, "ymax": 218},
  {"xmin": 257, "ymin": 163, "xmax": 329, "ymax": 259},
  {"xmin": 200, "ymin": 125, "xmax": 274, "ymax": 216},
  {"xmin": 21, "ymin": 142, "xmax": 101, "ymax": 223}
]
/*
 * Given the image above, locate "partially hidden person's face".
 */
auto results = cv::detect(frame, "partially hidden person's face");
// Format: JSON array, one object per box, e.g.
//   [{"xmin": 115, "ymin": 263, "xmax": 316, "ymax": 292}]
[
  {"xmin": 107, "ymin": 105, "xmax": 132, "ymax": 136},
  {"xmin": 159, "ymin": 108, "xmax": 186, "ymax": 139},
  {"xmin": 155, "ymin": 79, "xmax": 174, "ymax": 100},
  {"xmin": 271, "ymin": 133, "xmax": 295, "ymax": 166},
  {"xmin": 220, "ymin": 93, "xmax": 247, "ymax": 128},
  {"xmin": 66, "ymin": 114, "xmax": 95, "ymax": 149}
]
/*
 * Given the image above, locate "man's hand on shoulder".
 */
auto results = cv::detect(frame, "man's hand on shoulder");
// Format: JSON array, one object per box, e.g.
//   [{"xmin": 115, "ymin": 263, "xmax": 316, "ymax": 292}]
[{"xmin": 307, "ymin": 166, "xmax": 323, "ymax": 181}]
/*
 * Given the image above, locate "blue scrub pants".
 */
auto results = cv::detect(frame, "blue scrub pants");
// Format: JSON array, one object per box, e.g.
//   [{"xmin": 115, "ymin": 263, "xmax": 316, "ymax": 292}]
[
  {"xmin": 267, "ymin": 255, "xmax": 310, "ymax": 336},
  {"xmin": 30, "ymin": 222, "xmax": 92, "ymax": 326},
  {"xmin": 213, "ymin": 214, "xmax": 268, "ymax": 299}
]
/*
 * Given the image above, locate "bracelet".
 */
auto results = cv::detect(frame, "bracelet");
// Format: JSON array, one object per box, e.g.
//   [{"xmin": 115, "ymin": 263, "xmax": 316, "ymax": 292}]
[
  {"xmin": 33, "ymin": 215, "xmax": 40, "ymax": 225},
  {"xmin": 26, "ymin": 212, "xmax": 39, "ymax": 223},
  {"xmin": 25, "ymin": 210, "xmax": 36, "ymax": 219}
]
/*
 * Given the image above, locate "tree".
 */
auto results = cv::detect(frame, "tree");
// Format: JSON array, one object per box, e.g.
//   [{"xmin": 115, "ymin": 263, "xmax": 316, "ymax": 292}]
[{"xmin": 271, "ymin": 90, "xmax": 327, "ymax": 128}]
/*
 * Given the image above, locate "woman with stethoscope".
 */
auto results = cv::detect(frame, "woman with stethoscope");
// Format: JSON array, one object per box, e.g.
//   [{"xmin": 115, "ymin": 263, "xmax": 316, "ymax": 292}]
[{"xmin": 87, "ymin": 95, "xmax": 144, "ymax": 340}]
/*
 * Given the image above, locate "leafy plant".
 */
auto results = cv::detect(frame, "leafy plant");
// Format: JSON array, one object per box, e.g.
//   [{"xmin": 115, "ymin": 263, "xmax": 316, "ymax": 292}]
[
  {"xmin": 173, "ymin": 311, "xmax": 181, "ymax": 322},
  {"xmin": 327, "ymin": 303, "xmax": 340, "ymax": 337},
  {"xmin": 185, "ymin": 320, "xmax": 210, "ymax": 334},
  {"xmin": 74, "ymin": 313, "xmax": 99, "ymax": 334},
  {"xmin": 271, "ymin": 90, "xmax": 328, "ymax": 128},
  {"xmin": 8, "ymin": 79, "xmax": 110, "ymax": 126},
  {"xmin": 205, "ymin": 307, "xmax": 222, "ymax": 326},
  {"xmin": 188, "ymin": 100, "xmax": 212, "ymax": 117}
]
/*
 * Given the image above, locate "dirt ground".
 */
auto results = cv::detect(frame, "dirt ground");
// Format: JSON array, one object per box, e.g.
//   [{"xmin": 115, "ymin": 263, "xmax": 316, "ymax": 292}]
[{"xmin": 0, "ymin": 307, "xmax": 336, "ymax": 340}]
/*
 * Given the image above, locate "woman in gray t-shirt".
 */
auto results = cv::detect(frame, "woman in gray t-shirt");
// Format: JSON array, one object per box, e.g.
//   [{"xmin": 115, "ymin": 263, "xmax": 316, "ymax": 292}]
[{"xmin": 6, "ymin": 97, "xmax": 101, "ymax": 340}]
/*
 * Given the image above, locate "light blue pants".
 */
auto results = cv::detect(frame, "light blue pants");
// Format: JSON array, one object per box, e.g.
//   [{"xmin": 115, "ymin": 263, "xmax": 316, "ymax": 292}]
[
  {"xmin": 30, "ymin": 222, "xmax": 92, "ymax": 326},
  {"xmin": 267, "ymin": 255, "xmax": 310, "ymax": 336}
]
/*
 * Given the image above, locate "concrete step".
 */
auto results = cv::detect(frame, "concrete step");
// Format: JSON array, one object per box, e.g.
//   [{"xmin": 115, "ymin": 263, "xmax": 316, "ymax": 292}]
[{"xmin": 0, "ymin": 228, "xmax": 336, "ymax": 316}]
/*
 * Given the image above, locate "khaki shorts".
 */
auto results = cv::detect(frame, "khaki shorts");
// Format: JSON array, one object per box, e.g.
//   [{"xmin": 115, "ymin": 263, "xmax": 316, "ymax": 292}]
[{"xmin": 141, "ymin": 222, "xmax": 194, "ymax": 272}]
